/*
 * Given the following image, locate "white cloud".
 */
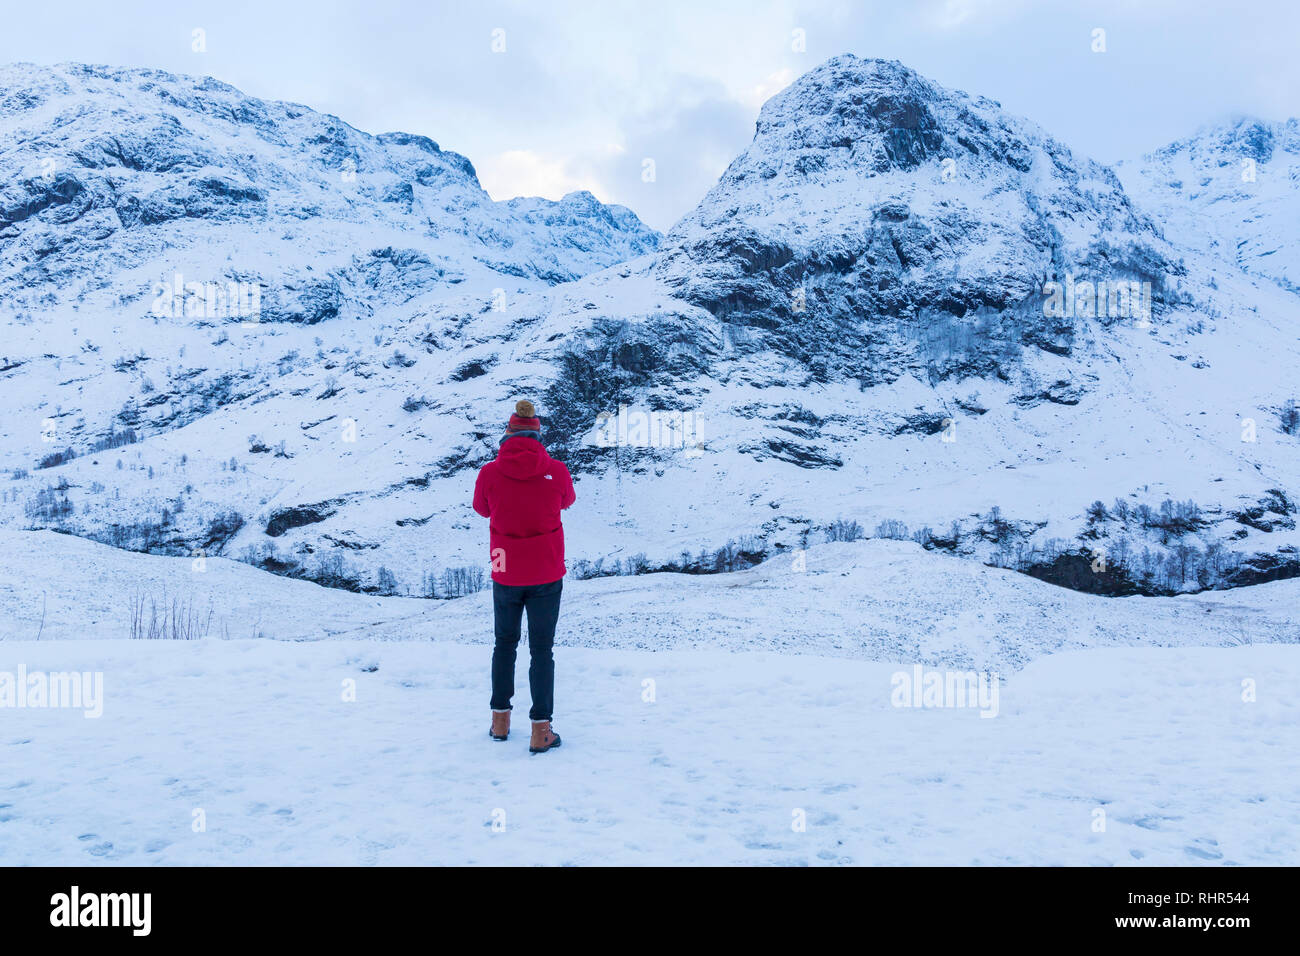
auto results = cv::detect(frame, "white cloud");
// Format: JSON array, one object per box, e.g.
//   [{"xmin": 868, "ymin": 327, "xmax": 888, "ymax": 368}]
[
  {"xmin": 740, "ymin": 68, "xmax": 796, "ymax": 110},
  {"xmin": 475, "ymin": 149, "xmax": 604, "ymax": 203}
]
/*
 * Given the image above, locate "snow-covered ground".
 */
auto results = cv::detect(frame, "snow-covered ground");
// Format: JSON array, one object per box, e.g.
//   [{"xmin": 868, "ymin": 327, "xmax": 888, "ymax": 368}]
[
  {"xmin": 0, "ymin": 529, "xmax": 1296, "ymax": 865},
  {"xmin": 2, "ymin": 639, "xmax": 1295, "ymax": 866},
  {"xmin": 4, "ymin": 530, "xmax": 1297, "ymax": 668}
]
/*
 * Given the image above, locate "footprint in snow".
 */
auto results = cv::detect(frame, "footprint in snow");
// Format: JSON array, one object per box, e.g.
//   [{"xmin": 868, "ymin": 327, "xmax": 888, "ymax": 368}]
[
  {"xmin": 818, "ymin": 850, "xmax": 854, "ymax": 864},
  {"xmin": 1185, "ymin": 838, "xmax": 1223, "ymax": 861}
]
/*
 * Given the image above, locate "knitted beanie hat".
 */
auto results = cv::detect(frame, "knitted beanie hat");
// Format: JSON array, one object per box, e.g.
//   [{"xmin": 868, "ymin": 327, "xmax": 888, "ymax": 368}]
[{"xmin": 506, "ymin": 399, "xmax": 540, "ymax": 433}]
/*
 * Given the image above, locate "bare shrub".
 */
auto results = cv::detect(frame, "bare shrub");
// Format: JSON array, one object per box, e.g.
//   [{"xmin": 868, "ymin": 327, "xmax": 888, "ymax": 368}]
[
  {"xmin": 825, "ymin": 519, "xmax": 864, "ymax": 543},
  {"xmin": 36, "ymin": 447, "xmax": 77, "ymax": 470},
  {"xmin": 874, "ymin": 518, "xmax": 910, "ymax": 540},
  {"xmin": 129, "ymin": 589, "xmax": 214, "ymax": 640}
]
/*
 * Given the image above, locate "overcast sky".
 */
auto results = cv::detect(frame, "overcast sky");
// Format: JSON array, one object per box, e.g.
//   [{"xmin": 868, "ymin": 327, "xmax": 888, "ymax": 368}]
[{"xmin": 3, "ymin": 0, "xmax": 1297, "ymax": 230}]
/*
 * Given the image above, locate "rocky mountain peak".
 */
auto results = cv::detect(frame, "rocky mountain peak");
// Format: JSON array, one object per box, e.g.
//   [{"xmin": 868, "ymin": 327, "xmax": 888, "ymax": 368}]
[
  {"xmin": 752, "ymin": 56, "xmax": 946, "ymax": 170},
  {"xmin": 653, "ymin": 54, "xmax": 1173, "ymax": 387}
]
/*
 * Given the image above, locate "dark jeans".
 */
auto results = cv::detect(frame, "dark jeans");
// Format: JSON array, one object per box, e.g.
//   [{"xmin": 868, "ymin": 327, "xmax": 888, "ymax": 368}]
[{"xmin": 490, "ymin": 578, "xmax": 562, "ymax": 721}]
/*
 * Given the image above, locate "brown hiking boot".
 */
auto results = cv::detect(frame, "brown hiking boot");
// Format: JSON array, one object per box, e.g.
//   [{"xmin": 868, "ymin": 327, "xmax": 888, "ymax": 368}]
[
  {"xmin": 490, "ymin": 709, "xmax": 510, "ymax": 741},
  {"xmin": 529, "ymin": 720, "xmax": 562, "ymax": 754}
]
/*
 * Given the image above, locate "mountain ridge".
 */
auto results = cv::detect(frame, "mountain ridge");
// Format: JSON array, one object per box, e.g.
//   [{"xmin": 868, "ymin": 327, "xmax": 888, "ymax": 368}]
[{"xmin": 0, "ymin": 60, "xmax": 660, "ymax": 319}]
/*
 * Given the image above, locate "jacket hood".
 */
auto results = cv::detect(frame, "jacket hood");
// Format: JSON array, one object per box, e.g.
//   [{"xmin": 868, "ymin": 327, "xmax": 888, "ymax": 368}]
[{"xmin": 496, "ymin": 435, "xmax": 548, "ymax": 480}]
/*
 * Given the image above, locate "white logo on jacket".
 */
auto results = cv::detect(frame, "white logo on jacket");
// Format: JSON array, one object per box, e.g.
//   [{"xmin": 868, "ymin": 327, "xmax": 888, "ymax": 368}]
[{"xmin": 543, "ymin": 474, "xmax": 553, "ymax": 480}]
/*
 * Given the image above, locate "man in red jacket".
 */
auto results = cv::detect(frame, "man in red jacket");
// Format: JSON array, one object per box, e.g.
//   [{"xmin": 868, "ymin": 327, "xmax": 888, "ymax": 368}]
[{"xmin": 472, "ymin": 399, "xmax": 575, "ymax": 754}]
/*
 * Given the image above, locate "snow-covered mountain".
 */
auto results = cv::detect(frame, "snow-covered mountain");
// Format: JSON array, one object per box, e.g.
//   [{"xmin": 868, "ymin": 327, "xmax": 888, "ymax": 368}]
[
  {"xmin": 0, "ymin": 62, "xmax": 659, "ymax": 313},
  {"xmin": 3, "ymin": 56, "xmax": 1298, "ymax": 599},
  {"xmin": 543, "ymin": 58, "xmax": 1300, "ymax": 593},
  {"xmin": 655, "ymin": 56, "xmax": 1176, "ymax": 374},
  {"xmin": 1117, "ymin": 117, "xmax": 1300, "ymax": 291}
]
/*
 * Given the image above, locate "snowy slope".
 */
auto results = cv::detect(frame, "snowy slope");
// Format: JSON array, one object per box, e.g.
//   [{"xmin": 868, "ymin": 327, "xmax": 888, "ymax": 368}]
[
  {"xmin": 2, "ymin": 530, "xmax": 1295, "ymax": 670},
  {"xmin": 1117, "ymin": 118, "xmax": 1300, "ymax": 291},
  {"xmin": 2, "ymin": 57, "xmax": 1299, "ymax": 600}
]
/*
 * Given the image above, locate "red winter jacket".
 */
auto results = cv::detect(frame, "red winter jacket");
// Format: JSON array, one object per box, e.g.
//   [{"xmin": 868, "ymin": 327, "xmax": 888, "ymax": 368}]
[{"xmin": 472, "ymin": 436, "xmax": 576, "ymax": 586}]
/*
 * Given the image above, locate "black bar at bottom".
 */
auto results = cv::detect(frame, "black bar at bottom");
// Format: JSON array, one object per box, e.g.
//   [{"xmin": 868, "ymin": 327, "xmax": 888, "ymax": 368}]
[{"xmin": 0, "ymin": 865, "xmax": 1283, "ymax": 942}]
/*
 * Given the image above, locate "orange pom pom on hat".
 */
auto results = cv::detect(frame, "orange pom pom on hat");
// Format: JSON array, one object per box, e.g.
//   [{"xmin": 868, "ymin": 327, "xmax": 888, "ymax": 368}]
[{"xmin": 506, "ymin": 399, "xmax": 541, "ymax": 433}]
